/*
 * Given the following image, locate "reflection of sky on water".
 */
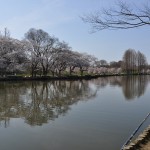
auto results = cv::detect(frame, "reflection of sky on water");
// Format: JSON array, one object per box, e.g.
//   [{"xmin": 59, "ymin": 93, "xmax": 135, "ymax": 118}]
[
  {"xmin": 0, "ymin": 76, "xmax": 150, "ymax": 127},
  {"xmin": 0, "ymin": 76, "xmax": 150, "ymax": 150}
]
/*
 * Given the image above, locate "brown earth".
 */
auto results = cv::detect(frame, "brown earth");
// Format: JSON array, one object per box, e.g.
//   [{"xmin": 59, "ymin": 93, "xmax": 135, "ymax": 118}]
[
  {"xmin": 123, "ymin": 126, "xmax": 150, "ymax": 150},
  {"xmin": 140, "ymin": 141, "xmax": 150, "ymax": 150}
]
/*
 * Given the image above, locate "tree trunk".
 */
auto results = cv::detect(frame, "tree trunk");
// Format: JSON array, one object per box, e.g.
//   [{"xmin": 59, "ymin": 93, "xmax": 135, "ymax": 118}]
[
  {"xmin": 80, "ymin": 70, "xmax": 83, "ymax": 76},
  {"xmin": 58, "ymin": 70, "xmax": 61, "ymax": 77}
]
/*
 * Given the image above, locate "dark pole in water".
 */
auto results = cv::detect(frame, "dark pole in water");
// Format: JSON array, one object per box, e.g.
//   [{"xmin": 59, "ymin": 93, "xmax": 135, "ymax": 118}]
[{"xmin": 121, "ymin": 112, "xmax": 150, "ymax": 150}]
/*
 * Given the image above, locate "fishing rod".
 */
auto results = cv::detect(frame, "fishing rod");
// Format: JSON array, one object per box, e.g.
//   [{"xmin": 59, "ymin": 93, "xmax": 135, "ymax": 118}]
[{"xmin": 121, "ymin": 112, "xmax": 150, "ymax": 150}]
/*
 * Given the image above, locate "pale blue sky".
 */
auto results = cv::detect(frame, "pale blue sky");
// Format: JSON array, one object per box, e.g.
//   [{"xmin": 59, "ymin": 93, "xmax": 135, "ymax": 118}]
[{"xmin": 0, "ymin": 0, "xmax": 150, "ymax": 63}]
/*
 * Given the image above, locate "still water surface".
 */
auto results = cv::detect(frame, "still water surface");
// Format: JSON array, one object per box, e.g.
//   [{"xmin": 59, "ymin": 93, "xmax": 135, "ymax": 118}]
[{"xmin": 0, "ymin": 76, "xmax": 150, "ymax": 150}]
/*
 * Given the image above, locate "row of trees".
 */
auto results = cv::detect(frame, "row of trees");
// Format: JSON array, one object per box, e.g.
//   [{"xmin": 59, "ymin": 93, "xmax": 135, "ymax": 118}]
[
  {"xmin": 122, "ymin": 49, "xmax": 148, "ymax": 74},
  {"xmin": 0, "ymin": 28, "xmax": 149, "ymax": 77},
  {"xmin": 81, "ymin": 0, "xmax": 150, "ymax": 74},
  {"xmin": 0, "ymin": 28, "xmax": 96, "ymax": 77}
]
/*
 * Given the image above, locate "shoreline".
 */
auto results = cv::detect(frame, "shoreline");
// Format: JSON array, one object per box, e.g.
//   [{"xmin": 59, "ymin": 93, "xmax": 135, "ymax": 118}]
[
  {"xmin": 123, "ymin": 125, "xmax": 150, "ymax": 150},
  {"xmin": 0, "ymin": 73, "xmax": 149, "ymax": 82}
]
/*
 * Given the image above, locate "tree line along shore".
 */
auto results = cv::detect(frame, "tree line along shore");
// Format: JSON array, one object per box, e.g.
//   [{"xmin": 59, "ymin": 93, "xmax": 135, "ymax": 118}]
[{"xmin": 0, "ymin": 28, "xmax": 149, "ymax": 80}]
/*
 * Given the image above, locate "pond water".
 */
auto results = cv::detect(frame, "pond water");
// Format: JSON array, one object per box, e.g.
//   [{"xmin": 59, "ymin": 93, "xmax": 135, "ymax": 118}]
[{"xmin": 0, "ymin": 76, "xmax": 150, "ymax": 150}]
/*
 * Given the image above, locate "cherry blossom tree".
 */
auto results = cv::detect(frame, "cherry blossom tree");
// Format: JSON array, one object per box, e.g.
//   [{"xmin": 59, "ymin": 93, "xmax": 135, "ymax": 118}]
[{"xmin": 0, "ymin": 37, "xmax": 27, "ymax": 76}]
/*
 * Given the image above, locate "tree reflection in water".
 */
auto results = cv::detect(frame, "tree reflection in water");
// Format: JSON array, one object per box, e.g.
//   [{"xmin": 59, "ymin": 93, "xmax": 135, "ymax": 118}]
[
  {"xmin": 121, "ymin": 76, "xmax": 149, "ymax": 100},
  {"xmin": 0, "ymin": 76, "xmax": 149, "ymax": 127},
  {"xmin": 0, "ymin": 80, "xmax": 97, "ymax": 127},
  {"xmin": 92, "ymin": 75, "xmax": 149, "ymax": 100}
]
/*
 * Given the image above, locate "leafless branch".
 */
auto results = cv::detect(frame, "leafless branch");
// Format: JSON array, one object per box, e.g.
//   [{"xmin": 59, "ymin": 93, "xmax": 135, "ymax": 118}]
[{"xmin": 81, "ymin": 1, "xmax": 150, "ymax": 31}]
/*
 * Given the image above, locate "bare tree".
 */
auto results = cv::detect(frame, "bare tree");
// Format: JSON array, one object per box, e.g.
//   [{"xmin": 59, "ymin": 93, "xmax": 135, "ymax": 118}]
[
  {"xmin": 122, "ymin": 49, "xmax": 137, "ymax": 74},
  {"xmin": 110, "ymin": 61, "xmax": 122, "ymax": 68},
  {"xmin": 137, "ymin": 51, "xmax": 147, "ymax": 73},
  {"xmin": 81, "ymin": 1, "xmax": 150, "ymax": 31},
  {"xmin": 122, "ymin": 49, "xmax": 148, "ymax": 74}
]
